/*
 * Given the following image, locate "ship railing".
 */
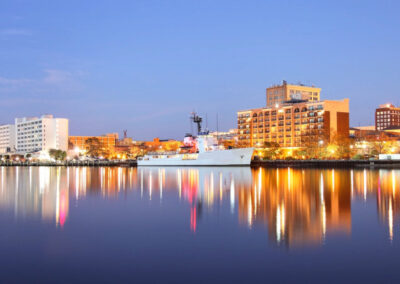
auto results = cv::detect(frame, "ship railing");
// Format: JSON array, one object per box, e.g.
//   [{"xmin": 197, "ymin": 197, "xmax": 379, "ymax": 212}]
[{"xmin": 146, "ymin": 151, "xmax": 179, "ymax": 155}]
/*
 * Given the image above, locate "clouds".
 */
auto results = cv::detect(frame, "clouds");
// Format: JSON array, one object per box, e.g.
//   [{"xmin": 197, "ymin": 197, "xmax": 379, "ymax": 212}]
[
  {"xmin": 0, "ymin": 76, "xmax": 33, "ymax": 86},
  {"xmin": 43, "ymin": 69, "xmax": 75, "ymax": 84},
  {"xmin": 0, "ymin": 69, "xmax": 84, "ymax": 97}
]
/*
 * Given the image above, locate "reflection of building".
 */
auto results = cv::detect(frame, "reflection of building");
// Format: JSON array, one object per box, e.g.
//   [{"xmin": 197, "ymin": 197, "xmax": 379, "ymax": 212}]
[
  {"xmin": 376, "ymin": 104, "xmax": 400, "ymax": 131},
  {"xmin": 238, "ymin": 168, "xmax": 351, "ymax": 247},
  {"xmin": 267, "ymin": 81, "xmax": 321, "ymax": 107},
  {"xmin": 238, "ymin": 99, "xmax": 349, "ymax": 147},
  {"xmin": 376, "ymin": 170, "xmax": 400, "ymax": 241},
  {"xmin": 1, "ymin": 165, "xmax": 397, "ymax": 245},
  {"xmin": 0, "ymin": 167, "xmax": 69, "ymax": 227}
]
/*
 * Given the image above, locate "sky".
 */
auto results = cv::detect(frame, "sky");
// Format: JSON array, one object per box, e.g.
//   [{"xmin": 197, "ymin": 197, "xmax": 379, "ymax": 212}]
[{"xmin": 0, "ymin": 0, "xmax": 399, "ymax": 140}]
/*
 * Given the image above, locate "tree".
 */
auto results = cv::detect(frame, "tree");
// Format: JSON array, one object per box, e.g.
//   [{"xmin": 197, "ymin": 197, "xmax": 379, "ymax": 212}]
[
  {"xmin": 49, "ymin": 149, "xmax": 67, "ymax": 161},
  {"xmin": 327, "ymin": 132, "xmax": 352, "ymax": 159},
  {"xmin": 372, "ymin": 132, "xmax": 396, "ymax": 156},
  {"xmin": 86, "ymin": 137, "xmax": 109, "ymax": 158},
  {"xmin": 262, "ymin": 142, "xmax": 281, "ymax": 160}
]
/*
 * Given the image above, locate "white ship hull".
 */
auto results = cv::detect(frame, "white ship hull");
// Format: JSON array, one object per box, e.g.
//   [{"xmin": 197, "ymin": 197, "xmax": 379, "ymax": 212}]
[{"xmin": 138, "ymin": 148, "xmax": 254, "ymax": 166}]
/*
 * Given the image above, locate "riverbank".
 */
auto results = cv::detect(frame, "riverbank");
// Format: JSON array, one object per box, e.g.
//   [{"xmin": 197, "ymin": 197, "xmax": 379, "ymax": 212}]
[
  {"xmin": 1, "ymin": 159, "xmax": 400, "ymax": 169},
  {"xmin": 251, "ymin": 159, "xmax": 400, "ymax": 168},
  {"xmin": 0, "ymin": 160, "xmax": 137, "ymax": 167}
]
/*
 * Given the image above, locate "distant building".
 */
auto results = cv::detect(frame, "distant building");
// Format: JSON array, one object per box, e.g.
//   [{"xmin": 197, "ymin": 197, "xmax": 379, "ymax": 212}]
[
  {"xmin": 349, "ymin": 126, "xmax": 378, "ymax": 141},
  {"xmin": 266, "ymin": 81, "xmax": 321, "ymax": 107},
  {"xmin": 143, "ymin": 138, "xmax": 182, "ymax": 152},
  {"xmin": 209, "ymin": 129, "xmax": 238, "ymax": 142},
  {"xmin": 15, "ymin": 115, "xmax": 68, "ymax": 153},
  {"xmin": 237, "ymin": 99, "xmax": 349, "ymax": 147},
  {"xmin": 68, "ymin": 133, "xmax": 117, "ymax": 152},
  {"xmin": 375, "ymin": 104, "xmax": 400, "ymax": 131},
  {"xmin": 0, "ymin": 124, "xmax": 15, "ymax": 154}
]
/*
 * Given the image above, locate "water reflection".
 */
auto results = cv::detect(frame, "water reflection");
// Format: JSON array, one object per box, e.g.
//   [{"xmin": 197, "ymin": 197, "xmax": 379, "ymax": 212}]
[{"xmin": 0, "ymin": 166, "xmax": 399, "ymax": 247}]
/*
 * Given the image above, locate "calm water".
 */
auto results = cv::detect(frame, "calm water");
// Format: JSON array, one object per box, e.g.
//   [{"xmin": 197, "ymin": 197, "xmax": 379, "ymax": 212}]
[{"xmin": 0, "ymin": 166, "xmax": 399, "ymax": 283}]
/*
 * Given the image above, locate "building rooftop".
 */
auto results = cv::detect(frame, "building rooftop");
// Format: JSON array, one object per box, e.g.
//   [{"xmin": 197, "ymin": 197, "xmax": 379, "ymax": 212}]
[{"xmin": 267, "ymin": 80, "xmax": 318, "ymax": 89}]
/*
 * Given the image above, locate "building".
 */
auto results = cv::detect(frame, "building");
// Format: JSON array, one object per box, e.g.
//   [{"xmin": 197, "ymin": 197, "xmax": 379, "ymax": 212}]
[
  {"xmin": 266, "ymin": 81, "xmax": 321, "ymax": 107},
  {"xmin": 15, "ymin": 115, "xmax": 69, "ymax": 154},
  {"xmin": 143, "ymin": 138, "xmax": 182, "ymax": 152},
  {"xmin": 68, "ymin": 133, "xmax": 117, "ymax": 152},
  {"xmin": 209, "ymin": 129, "xmax": 238, "ymax": 142},
  {"xmin": 375, "ymin": 104, "xmax": 400, "ymax": 131},
  {"xmin": 237, "ymin": 98, "xmax": 349, "ymax": 147},
  {"xmin": 0, "ymin": 124, "xmax": 15, "ymax": 154},
  {"xmin": 349, "ymin": 126, "xmax": 378, "ymax": 141}
]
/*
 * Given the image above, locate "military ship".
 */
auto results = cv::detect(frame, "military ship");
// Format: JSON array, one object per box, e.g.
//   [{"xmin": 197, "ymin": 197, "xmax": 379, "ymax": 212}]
[{"xmin": 137, "ymin": 113, "xmax": 254, "ymax": 166}]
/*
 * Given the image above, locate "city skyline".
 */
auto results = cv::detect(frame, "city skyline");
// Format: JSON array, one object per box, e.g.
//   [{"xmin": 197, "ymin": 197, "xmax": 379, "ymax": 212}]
[{"xmin": 1, "ymin": 0, "xmax": 399, "ymax": 140}]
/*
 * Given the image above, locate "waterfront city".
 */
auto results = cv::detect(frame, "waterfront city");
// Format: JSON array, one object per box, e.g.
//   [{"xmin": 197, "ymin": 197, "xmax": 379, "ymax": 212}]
[
  {"xmin": 1, "ymin": 1, "xmax": 400, "ymax": 283},
  {"xmin": 0, "ymin": 80, "xmax": 400, "ymax": 163}
]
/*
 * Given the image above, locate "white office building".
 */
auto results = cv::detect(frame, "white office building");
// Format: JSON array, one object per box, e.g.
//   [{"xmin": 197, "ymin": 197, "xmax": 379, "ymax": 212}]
[
  {"xmin": 15, "ymin": 115, "xmax": 69, "ymax": 154},
  {"xmin": 0, "ymin": 124, "xmax": 16, "ymax": 154}
]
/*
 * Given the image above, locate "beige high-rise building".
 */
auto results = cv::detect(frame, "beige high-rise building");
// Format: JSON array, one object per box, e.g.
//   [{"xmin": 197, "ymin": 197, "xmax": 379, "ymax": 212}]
[
  {"xmin": 266, "ymin": 80, "xmax": 321, "ymax": 107},
  {"xmin": 237, "ymin": 99, "xmax": 349, "ymax": 148}
]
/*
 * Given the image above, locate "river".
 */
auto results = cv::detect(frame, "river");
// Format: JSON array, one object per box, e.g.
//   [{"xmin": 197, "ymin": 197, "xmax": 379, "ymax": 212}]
[{"xmin": 0, "ymin": 166, "xmax": 399, "ymax": 283}]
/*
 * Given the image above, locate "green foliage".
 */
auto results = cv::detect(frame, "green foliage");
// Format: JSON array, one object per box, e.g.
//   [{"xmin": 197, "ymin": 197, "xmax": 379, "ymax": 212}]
[
  {"xmin": 49, "ymin": 149, "xmax": 67, "ymax": 161},
  {"xmin": 352, "ymin": 153, "xmax": 365, "ymax": 160},
  {"xmin": 264, "ymin": 141, "xmax": 280, "ymax": 148},
  {"xmin": 85, "ymin": 137, "xmax": 109, "ymax": 158}
]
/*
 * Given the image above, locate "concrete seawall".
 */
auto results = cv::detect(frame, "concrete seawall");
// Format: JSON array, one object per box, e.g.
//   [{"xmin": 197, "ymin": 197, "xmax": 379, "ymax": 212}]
[
  {"xmin": 251, "ymin": 159, "xmax": 400, "ymax": 168},
  {"xmin": 0, "ymin": 160, "xmax": 138, "ymax": 167}
]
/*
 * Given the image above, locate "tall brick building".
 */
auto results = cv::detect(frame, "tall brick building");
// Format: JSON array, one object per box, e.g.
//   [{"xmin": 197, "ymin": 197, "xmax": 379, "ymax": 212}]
[{"xmin": 375, "ymin": 104, "xmax": 400, "ymax": 131}]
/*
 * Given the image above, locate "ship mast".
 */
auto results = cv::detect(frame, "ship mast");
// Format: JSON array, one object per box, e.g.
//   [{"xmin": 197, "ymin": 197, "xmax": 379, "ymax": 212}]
[{"xmin": 191, "ymin": 112, "xmax": 203, "ymax": 135}]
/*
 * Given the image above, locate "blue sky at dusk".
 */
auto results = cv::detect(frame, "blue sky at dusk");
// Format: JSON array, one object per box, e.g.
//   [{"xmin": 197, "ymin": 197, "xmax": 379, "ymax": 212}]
[{"xmin": 0, "ymin": 0, "xmax": 399, "ymax": 140}]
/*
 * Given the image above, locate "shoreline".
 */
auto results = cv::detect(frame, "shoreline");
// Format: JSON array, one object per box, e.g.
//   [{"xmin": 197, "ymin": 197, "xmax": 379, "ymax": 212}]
[
  {"xmin": 0, "ymin": 159, "xmax": 399, "ymax": 169},
  {"xmin": 251, "ymin": 159, "xmax": 400, "ymax": 169},
  {"xmin": 0, "ymin": 160, "xmax": 137, "ymax": 167}
]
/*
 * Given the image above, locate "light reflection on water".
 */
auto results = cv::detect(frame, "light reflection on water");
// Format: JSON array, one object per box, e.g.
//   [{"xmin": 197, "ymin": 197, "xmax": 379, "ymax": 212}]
[{"xmin": 0, "ymin": 166, "xmax": 399, "ymax": 247}]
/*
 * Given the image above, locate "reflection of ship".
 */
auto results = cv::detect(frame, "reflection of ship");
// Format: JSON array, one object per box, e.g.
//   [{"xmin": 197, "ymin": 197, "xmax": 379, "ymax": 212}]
[
  {"xmin": 138, "ymin": 166, "xmax": 252, "ymax": 232},
  {"xmin": 138, "ymin": 113, "xmax": 254, "ymax": 166}
]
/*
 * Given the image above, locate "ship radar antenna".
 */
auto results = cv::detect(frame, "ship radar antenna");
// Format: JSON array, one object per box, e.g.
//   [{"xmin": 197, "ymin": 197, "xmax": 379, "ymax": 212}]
[{"xmin": 191, "ymin": 112, "xmax": 203, "ymax": 135}]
